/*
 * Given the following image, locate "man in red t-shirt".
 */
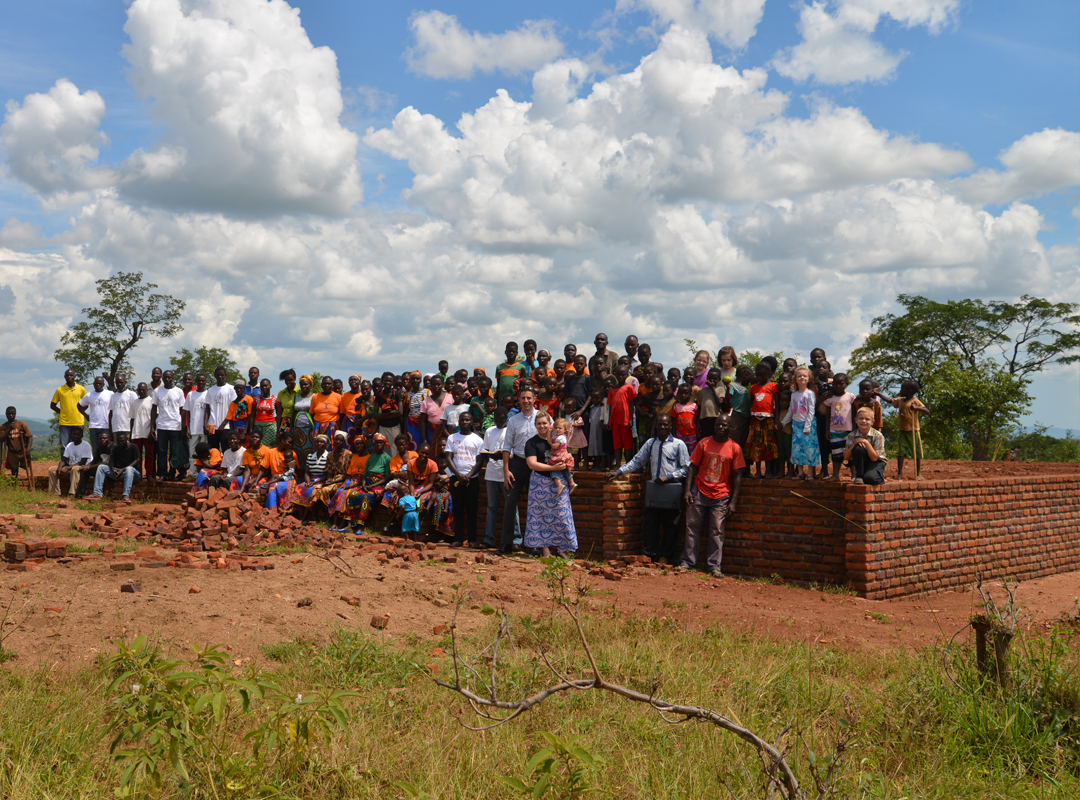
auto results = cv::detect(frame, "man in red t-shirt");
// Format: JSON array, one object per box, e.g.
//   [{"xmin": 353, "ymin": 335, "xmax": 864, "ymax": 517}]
[{"xmin": 678, "ymin": 413, "xmax": 745, "ymax": 577}]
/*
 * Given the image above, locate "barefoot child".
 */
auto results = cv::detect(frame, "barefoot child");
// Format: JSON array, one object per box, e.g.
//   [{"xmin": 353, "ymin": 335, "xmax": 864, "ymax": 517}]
[
  {"xmin": 781, "ymin": 367, "xmax": 818, "ymax": 480},
  {"xmin": 820, "ymin": 373, "xmax": 856, "ymax": 481},
  {"xmin": 546, "ymin": 417, "xmax": 578, "ymax": 495},
  {"xmin": 877, "ymin": 381, "xmax": 929, "ymax": 479},
  {"xmin": 747, "ymin": 361, "xmax": 779, "ymax": 478}
]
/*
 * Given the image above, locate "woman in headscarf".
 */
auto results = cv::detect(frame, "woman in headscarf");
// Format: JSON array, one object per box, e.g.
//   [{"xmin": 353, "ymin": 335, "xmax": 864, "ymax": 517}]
[
  {"xmin": 340, "ymin": 374, "xmax": 363, "ymax": 438},
  {"xmin": 290, "ymin": 432, "xmax": 333, "ymax": 521},
  {"xmin": 327, "ymin": 436, "xmax": 368, "ymax": 531},
  {"xmin": 252, "ymin": 378, "xmax": 280, "ymax": 447},
  {"xmin": 290, "ymin": 374, "xmax": 316, "ymax": 463},
  {"xmin": 310, "ymin": 375, "xmax": 341, "ymax": 442},
  {"xmin": 332, "ymin": 433, "xmax": 392, "ymax": 531}
]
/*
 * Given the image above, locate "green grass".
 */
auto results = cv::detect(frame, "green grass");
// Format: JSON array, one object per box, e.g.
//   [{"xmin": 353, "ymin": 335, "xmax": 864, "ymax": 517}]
[{"xmin": 2, "ymin": 606, "xmax": 1077, "ymax": 799}]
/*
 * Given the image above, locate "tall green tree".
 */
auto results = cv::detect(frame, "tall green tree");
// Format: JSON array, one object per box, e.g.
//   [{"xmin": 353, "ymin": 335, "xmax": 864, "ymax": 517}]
[
  {"xmin": 170, "ymin": 346, "xmax": 240, "ymax": 384},
  {"xmin": 850, "ymin": 294, "xmax": 1080, "ymax": 460},
  {"xmin": 53, "ymin": 271, "xmax": 185, "ymax": 390}
]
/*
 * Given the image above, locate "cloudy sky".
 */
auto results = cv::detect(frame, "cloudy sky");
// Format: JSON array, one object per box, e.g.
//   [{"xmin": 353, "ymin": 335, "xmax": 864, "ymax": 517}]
[{"xmin": 1, "ymin": 0, "xmax": 1078, "ymax": 429}]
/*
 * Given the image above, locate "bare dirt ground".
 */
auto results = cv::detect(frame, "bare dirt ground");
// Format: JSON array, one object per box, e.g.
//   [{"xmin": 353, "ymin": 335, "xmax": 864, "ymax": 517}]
[
  {"xmin": 886, "ymin": 458, "xmax": 1080, "ymax": 480},
  {"xmin": 3, "ymin": 461, "xmax": 1078, "ymax": 672}
]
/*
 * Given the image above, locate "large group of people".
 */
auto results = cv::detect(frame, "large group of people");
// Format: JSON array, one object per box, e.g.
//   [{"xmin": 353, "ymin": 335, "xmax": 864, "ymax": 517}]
[{"xmin": 21, "ymin": 333, "xmax": 929, "ymax": 576}]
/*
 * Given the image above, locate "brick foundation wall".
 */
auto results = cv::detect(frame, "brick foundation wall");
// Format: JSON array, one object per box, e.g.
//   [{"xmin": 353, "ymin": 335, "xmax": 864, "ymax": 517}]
[
  {"xmin": 844, "ymin": 476, "xmax": 1080, "ymax": 599},
  {"xmin": 722, "ymin": 481, "xmax": 848, "ymax": 584},
  {"xmin": 36, "ymin": 469, "xmax": 1078, "ymax": 598}
]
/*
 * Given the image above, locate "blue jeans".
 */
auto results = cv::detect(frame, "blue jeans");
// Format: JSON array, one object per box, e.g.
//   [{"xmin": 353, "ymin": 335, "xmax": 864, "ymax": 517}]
[
  {"xmin": 486, "ymin": 478, "xmax": 520, "ymax": 548},
  {"xmin": 93, "ymin": 465, "xmax": 141, "ymax": 497},
  {"xmin": 59, "ymin": 425, "xmax": 83, "ymax": 453}
]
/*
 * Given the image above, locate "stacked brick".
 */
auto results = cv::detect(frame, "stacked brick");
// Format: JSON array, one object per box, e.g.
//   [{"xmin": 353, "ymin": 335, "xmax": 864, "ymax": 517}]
[
  {"xmin": 844, "ymin": 476, "xmax": 1080, "ymax": 599},
  {"xmin": 70, "ymin": 487, "xmax": 340, "ymax": 567},
  {"xmin": 722, "ymin": 480, "xmax": 848, "ymax": 584},
  {"xmin": 4, "ymin": 538, "xmax": 70, "ymax": 571}
]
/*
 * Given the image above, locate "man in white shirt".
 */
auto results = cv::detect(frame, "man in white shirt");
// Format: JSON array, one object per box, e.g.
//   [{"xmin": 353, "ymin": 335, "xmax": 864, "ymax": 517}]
[
  {"xmin": 500, "ymin": 387, "xmax": 538, "ymax": 554},
  {"xmin": 204, "ymin": 366, "xmax": 233, "ymax": 451},
  {"xmin": 78, "ymin": 375, "xmax": 114, "ymax": 460},
  {"xmin": 151, "ymin": 370, "xmax": 186, "ymax": 481},
  {"xmin": 184, "ymin": 373, "xmax": 209, "ymax": 478},
  {"xmin": 48, "ymin": 427, "xmax": 93, "ymax": 496},
  {"xmin": 443, "ymin": 411, "xmax": 485, "ymax": 547},
  {"xmin": 108, "ymin": 374, "xmax": 138, "ymax": 439},
  {"xmin": 479, "ymin": 405, "xmax": 519, "ymax": 549},
  {"xmin": 130, "ymin": 382, "xmax": 155, "ymax": 479}
]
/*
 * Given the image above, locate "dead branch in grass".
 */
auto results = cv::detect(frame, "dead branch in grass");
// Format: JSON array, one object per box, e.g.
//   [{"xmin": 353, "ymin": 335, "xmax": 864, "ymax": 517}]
[{"xmin": 433, "ymin": 559, "xmax": 854, "ymax": 800}]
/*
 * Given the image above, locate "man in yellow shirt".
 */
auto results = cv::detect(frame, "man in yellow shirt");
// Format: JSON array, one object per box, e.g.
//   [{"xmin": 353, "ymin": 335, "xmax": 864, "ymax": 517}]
[{"xmin": 50, "ymin": 368, "xmax": 87, "ymax": 453}]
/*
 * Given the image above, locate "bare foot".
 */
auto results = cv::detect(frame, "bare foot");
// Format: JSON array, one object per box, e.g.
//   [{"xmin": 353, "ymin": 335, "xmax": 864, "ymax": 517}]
[{"xmin": 540, "ymin": 547, "xmax": 552, "ymax": 557}]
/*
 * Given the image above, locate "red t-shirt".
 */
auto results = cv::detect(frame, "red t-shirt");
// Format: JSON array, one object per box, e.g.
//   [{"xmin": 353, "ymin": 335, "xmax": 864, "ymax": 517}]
[
  {"xmin": 690, "ymin": 437, "xmax": 745, "ymax": 499},
  {"xmin": 606, "ymin": 383, "xmax": 638, "ymax": 426},
  {"xmin": 750, "ymin": 383, "xmax": 778, "ymax": 416}
]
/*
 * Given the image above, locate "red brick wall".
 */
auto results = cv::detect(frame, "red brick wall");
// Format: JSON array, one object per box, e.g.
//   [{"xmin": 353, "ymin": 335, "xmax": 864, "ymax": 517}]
[
  {"xmin": 721, "ymin": 481, "xmax": 848, "ymax": 584},
  {"xmin": 844, "ymin": 476, "xmax": 1080, "ymax": 599}
]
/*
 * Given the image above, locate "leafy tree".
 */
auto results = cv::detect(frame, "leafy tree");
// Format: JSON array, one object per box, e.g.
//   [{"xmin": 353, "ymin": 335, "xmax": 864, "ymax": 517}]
[
  {"xmin": 1002, "ymin": 425, "xmax": 1080, "ymax": 463},
  {"xmin": 171, "ymin": 346, "xmax": 240, "ymax": 384},
  {"xmin": 850, "ymin": 294, "xmax": 1080, "ymax": 460},
  {"xmin": 53, "ymin": 272, "xmax": 185, "ymax": 390},
  {"xmin": 682, "ymin": 340, "xmax": 796, "ymax": 373}
]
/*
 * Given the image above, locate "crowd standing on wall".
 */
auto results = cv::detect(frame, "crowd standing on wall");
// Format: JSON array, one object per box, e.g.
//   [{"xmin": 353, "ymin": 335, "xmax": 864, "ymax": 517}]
[{"xmin": 25, "ymin": 334, "xmax": 929, "ymax": 578}]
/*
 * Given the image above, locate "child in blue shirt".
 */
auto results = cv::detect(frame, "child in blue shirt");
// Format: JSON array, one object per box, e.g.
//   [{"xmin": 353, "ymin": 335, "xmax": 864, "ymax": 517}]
[{"xmin": 399, "ymin": 493, "xmax": 419, "ymax": 534}]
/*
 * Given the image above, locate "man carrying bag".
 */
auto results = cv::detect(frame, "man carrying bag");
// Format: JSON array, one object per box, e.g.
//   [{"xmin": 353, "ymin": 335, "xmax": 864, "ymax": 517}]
[{"xmin": 606, "ymin": 412, "xmax": 689, "ymax": 564}]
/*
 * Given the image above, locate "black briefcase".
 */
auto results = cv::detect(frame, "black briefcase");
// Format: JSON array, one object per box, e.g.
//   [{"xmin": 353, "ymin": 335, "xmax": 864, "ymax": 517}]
[{"xmin": 644, "ymin": 479, "xmax": 683, "ymax": 510}]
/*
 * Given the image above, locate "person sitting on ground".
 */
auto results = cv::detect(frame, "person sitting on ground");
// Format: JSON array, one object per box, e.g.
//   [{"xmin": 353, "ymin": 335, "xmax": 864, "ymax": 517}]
[
  {"xmin": 0, "ymin": 406, "xmax": 32, "ymax": 478},
  {"xmin": 48, "ymin": 427, "xmax": 92, "ymax": 497},
  {"xmin": 262, "ymin": 431, "xmax": 302, "ymax": 511},
  {"xmin": 192, "ymin": 440, "xmax": 225, "ymax": 488},
  {"xmin": 217, "ymin": 432, "xmax": 246, "ymax": 489},
  {"xmin": 240, "ymin": 429, "xmax": 270, "ymax": 493},
  {"xmin": 844, "ymin": 407, "xmax": 888, "ymax": 485},
  {"xmin": 87, "ymin": 431, "xmax": 142, "ymax": 503},
  {"xmin": 291, "ymin": 433, "xmax": 331, "ymax": 522},
  {"xmin": 678, "ymin": 414, "xmax": 745, "ymax": 578}
]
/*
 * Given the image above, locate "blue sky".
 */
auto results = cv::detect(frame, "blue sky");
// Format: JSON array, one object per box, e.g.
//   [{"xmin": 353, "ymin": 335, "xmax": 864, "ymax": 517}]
[{"xmin": 1, "ymin": 0, "xmax": 1077, "ymax": 431}]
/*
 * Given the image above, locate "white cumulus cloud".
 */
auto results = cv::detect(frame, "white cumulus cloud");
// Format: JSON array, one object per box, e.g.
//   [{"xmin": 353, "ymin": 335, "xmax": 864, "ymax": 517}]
[
  {"xmin": 119, "ymin": 0, "xmax": 361, "ymax": 216},
  {"xmin": 616, "ymin": 0, "xmax": 768, "ymax": 49},
  {"xmin": 1, "ymin": 78, "xmax": 115, "ymax": 209},
  {"xmin": 773, "ymin": 0, "xmax": 961, "ymax": 85},
  {"xmin": 406, "ymin": 11, "xmax": 564, "ymax": 79},
  {"xmin": 954, "ymin": 128, "xmax": 1080, "ymax": 205}
]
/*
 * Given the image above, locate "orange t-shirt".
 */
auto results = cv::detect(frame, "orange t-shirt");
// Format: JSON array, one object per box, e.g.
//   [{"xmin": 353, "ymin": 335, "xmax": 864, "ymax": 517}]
[
  {"xmin": 243, "ymin": 445, "xmax": 270, "ymax": 474},
  {"xmin": 310, "ymin": 392, "xmax": 342, "ymax": 423},
  {"xmin": 750, "ymin": 383, "xmax": 778, "ymax": 416},
  {"xmin": 194, "ymin": 448, "xmax": 223, "ymax": 468},
  {"xmin": 263, "ymin": 448, "xmax": 297, "ymax": 476},
  {"xmin": 340, "ymin": 391, "xmax": 362, "ymax": 417},
  {"xmin": 390, "ymin": 451, "xmax": 418, "ymax": 475},
  {"xmin": 347, "ymin": 454, "xmax": 370, "ymax": 475},
  {"xmin": 407, "ymin": 456, "xmax": 439, "ymax": 485}
]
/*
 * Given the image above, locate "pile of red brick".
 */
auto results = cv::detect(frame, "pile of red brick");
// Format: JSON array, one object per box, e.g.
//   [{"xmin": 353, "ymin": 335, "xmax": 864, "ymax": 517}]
[
  {"xmin": 73, "ymin": 487, "xmax": 342, "ymax": 552},
  {"xmin": 3, "ymin": 538, "xmax": 72, "ymax": 572},
  {"xmin": 587, "ymin": 554, "xmax": 660, "ymax": 581}
]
